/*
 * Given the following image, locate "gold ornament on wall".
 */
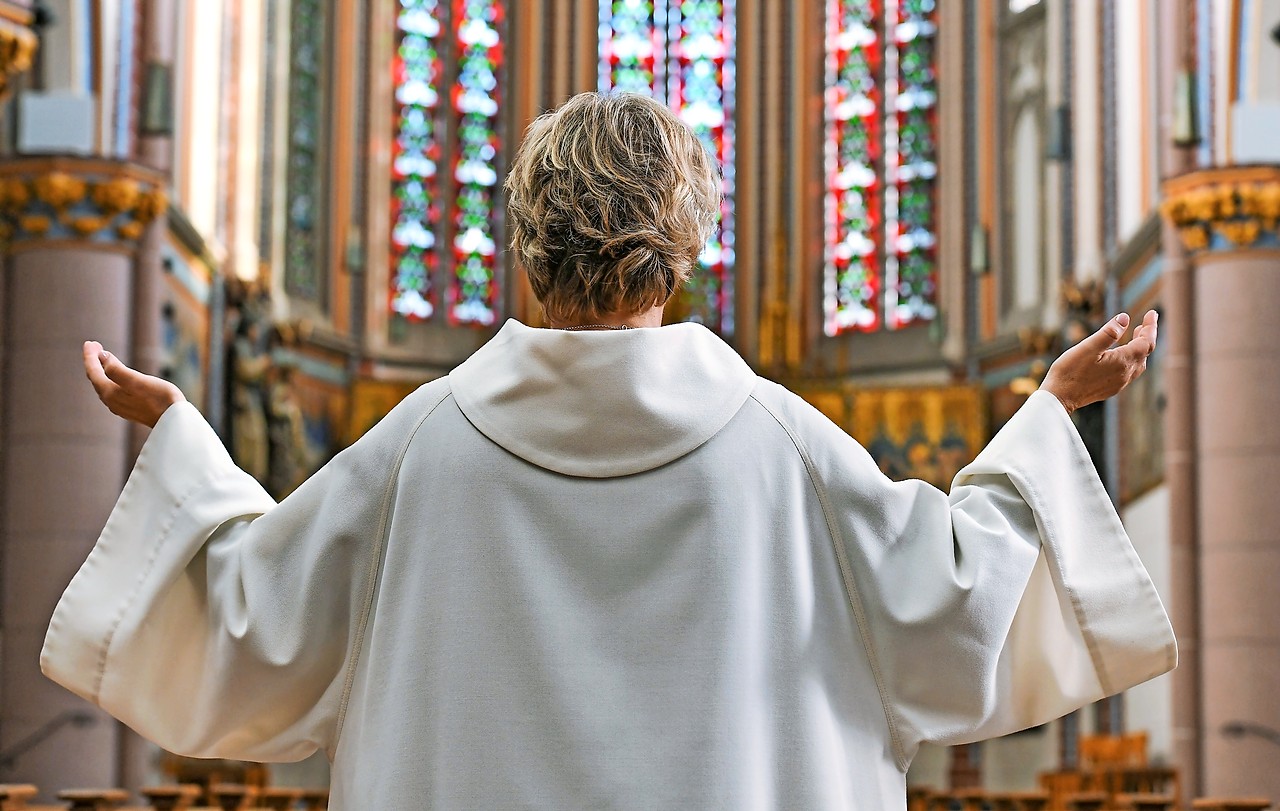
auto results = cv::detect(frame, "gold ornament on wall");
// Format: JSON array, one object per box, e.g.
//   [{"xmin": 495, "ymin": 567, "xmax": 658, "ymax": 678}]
[
  {"xmin": 90, "ymin": 178, "xmax": 143, "ymax": 216},
  {"xmin": 1160, "ymin": 169, "xmax": 1280, "ymax": 252},
  {"xmin": 32, "ymin": 172, "xmax": 88, "ymax": 210},
  {"xmin": 0, "ymin": 161, "xmax": 168, "ymax": 248},
  {"xmin": 18, "ymin": 214, "xmax": 50, "ymax": 235},
  {"xmin": 0, "ymin": 21, "xmax": 38, "ymax": 100}
]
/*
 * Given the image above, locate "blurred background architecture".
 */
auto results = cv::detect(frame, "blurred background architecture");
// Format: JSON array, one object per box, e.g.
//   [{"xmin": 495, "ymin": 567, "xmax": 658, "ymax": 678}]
[{"xmin": 0, "ymin": 0, "xmax": 1277, "ymax": 806}]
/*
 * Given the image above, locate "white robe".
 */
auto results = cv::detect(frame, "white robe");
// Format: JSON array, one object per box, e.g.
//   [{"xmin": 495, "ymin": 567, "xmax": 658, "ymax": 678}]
[{"xmin": 42, "ymin": 320, "xmax": 1176, "ymax": 809}]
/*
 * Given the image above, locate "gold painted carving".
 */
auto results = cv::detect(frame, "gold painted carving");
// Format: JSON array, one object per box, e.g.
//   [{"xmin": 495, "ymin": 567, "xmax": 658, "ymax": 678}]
[
  {"xmin": 0, "ymin": 17, "xmax": 37, "ymax": 98},
  {"xmin": 0, "ymin": 165, "xmax": 168, "ymax": 248},
  {"xmin": 1161, "ymin": 168, "xmax": 1280, "ymax": 252}
]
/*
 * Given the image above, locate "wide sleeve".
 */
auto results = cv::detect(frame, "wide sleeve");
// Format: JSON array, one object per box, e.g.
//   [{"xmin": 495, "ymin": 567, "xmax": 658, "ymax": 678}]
[
  {"xmin": 41, "ymin": 380, "xmax": 451, "ymax": 762},
  {"xmin": 768, "ymin": 386, "xmax": 1176, "ymax": 770}
]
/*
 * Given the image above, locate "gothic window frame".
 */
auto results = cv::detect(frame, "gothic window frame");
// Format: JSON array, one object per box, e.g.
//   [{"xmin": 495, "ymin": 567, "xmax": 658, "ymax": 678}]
[{"xmin": 997, "ymin": 0, "xmax": 1049, "ymax": 330}]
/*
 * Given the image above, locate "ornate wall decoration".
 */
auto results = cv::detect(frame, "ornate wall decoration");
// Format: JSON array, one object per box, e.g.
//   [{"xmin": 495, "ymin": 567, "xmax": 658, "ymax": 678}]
[
  {"xmin": 851, "ymin": 384, "xmax": 985, "ymax": 490},
  {"xmin": 0, "ymin": 160, "xmax": 167, "ymax": 248},
  {"xmin": 1161, "ymin": 167, "xmax": 1280, "ymax": 252},
  {"xmin": 0, "ymin": 16, "xmax": 37, "ymax": 99}
]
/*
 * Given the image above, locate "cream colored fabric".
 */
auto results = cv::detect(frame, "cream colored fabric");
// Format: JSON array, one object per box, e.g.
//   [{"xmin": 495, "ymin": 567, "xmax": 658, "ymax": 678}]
[{"xmin": 43, "ymin": 320, "xmax": 1175, "ymax": 809}]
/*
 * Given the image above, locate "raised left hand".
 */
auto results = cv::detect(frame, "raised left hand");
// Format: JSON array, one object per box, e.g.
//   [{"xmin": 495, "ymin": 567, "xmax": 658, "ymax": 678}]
[
  {"xmin": 83, "ymin": 341, "xmax": 185, "ymax": 427},
  {"xmin": 1038, "ymin": 310, "xmax": 1158, "ymax": 415}
]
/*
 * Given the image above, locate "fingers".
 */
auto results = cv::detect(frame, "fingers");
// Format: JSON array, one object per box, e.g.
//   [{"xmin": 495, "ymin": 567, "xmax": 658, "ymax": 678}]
[
  {"xmin": 100, "ymin": 350, "xmax": 146, "ymax": 388},
  {"xmin": 82, "ymin": 341, "xmax": 118, "ymax": 400},
  {"xmin": 1079, "ymin": 313, "xmax": 1131, "ymax": 356},
  {"xmin": 1116, "ymin": 310, "xmax": 1159, "ymax": 362},
  {"xmin": 1134, "ymin": 310, "xmax": 1158, "ymax": 355}
]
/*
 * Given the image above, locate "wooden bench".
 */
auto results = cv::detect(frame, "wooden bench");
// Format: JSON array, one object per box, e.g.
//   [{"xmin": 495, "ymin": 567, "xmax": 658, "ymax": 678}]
[
  {"xmin": 139, "ymin": 786, "xmax": 202, "ymax": 811},
  {"xmin": 205, "ymin": 785, "xmax": 258, "ymax": 811},
  {"xmin": 297, "ymin": 790, "xmax": 327, "ymax": 811},
  {"xmin": 256, "ymin": 788, "xmax": 300, "ymax": 811},
  {"xmin": 1191, "ymin": 800, "xmax": 1272, "ymax": 811},
  {"xmin": 1064, "ymin": 792, "xmax": 1109, "ymax": 811},
  {"xmin": 0, "ymin": 785, "xmax": 38, "ymax": 811},
  {"xmin": 1117, "ymin": 793, "xmax": 1177, "ymax": 811},
  {"xmin": 55, "ymin": 789, "xmax": 130, "ymax": 811}
]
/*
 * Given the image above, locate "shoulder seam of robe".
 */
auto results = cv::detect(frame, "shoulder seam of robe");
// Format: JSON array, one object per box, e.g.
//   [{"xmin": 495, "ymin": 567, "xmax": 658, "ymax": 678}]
[
  {"xmin": 331, "ymin": 380, "xmax": 456, "ymax": 746},
  {"xmin": 747, "ymin": 386, "xmax": 911, "ymax": 771}
]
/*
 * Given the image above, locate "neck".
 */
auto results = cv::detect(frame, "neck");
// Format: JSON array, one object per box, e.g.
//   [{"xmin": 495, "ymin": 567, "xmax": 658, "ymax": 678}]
[{"xmin": 552, "ymin": 304, "xmax": 665, "ymax": 330}]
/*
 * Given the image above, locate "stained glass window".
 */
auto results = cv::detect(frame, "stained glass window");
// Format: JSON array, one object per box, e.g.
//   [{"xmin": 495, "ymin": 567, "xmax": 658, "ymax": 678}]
[
  {"xmin": 390, "ymin": 0, "xmax": 504, "ymax": 325},
  {"xmin": 391, "ymin": 0, "xmax": 446, "ymax": 320},
  {"xmin": 824, "ymin": 0, "xmax": 938, "ymax": 336},
  {"xmin": 449, "ymin": 0, "xmax": 503, "ymax": 326},
  {"xmin": 284, "ymin": 0, "xmax": 326, "ymax": 299},
  {"xmin": 598, "ymin": 0, "xmax": 736, "ymax": 335}
]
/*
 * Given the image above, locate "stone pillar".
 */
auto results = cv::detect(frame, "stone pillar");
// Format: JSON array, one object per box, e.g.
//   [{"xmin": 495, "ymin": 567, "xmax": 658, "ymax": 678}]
[
  {"xmin": 129, "ymin": 0, "xmax": 178, "ymax": 458},
  {"xmin": 1156, "ymin": 0, "xmax": 1201, "ymax": 794},
  {"xmin": 0, "ymin": 159, "xmax": 166, "ymax": 798},
  {"xmin": 1163, "ymin": 167, "xmax": 1280, "ymax": 802},
  {"xmin": 117, "ymin": 0, "xmax": 179, "ymax": 790}
]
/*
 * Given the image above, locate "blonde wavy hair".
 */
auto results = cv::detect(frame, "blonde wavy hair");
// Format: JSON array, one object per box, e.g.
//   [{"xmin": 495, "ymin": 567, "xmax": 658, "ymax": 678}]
[{"xmin": 505, "ymin": 92, "xmax": 721, "ymax": 324}]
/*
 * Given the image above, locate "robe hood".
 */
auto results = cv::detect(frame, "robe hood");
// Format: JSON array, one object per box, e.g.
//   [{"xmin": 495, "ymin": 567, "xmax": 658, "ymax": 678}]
[{"xmin": 448, "ymin": 319, "xmax": 758, "ymax": 478}]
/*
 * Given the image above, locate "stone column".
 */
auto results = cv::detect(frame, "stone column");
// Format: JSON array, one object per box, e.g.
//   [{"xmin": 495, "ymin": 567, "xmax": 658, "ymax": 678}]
[
  {"xmin": 0, "ymin": 159, "xmax": 166, "ymax": 798},
  {"xmin": 128, "ymin": 0, "xmax": 178, "ymax": 457},
  {"xmin": 1156, "ymin": 0, "xmax": 1201, "ymax": 794},
  {"xmin": 117, "ymin": 0, "xmax": 179, "ymax": 789},
  {"xmin": 1163, "ymin": 167, "xmax": 1280, "ymax": 802}
]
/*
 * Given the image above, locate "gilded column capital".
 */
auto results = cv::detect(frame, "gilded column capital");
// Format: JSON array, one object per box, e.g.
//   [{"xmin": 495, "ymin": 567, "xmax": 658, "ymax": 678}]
[
  {"xmin": 1160, "ymin": 165, "xmax": 1280, "ymax": 253},
  {"xmin": 0, "ymin": 157, "xmax": 168, "ymax": 252},
  {"xmin": 0, "ymin": 11, "xmax": 37, "ymax": 99}
]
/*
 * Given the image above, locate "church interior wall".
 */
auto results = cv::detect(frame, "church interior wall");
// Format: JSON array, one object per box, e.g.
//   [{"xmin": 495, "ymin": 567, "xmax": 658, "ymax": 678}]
[
  {"xmin": 1121, "ymin": 484, "xmax": 1176, "ymax": 765},
  {"xmin": 1115, "ymin": 0, "xmax": 1154, "ymax": 247},
  {"xmin": 1, "ymin": 0, "xmax": 1276, "ymax": 800},
  {"xmin": 1072, "ymin": 0, "xmax": 1105, "ymax": 283}
]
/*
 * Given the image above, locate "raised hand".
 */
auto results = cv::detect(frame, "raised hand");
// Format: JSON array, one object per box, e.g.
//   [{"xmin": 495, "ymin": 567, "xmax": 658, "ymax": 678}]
[
  {"xmin": 1039, "ymin": 310, "xmax": 1158, "ymax": 415},
  {"xmin": 82, "ymin": 341, "xmax": 185, "ymax": 427}
]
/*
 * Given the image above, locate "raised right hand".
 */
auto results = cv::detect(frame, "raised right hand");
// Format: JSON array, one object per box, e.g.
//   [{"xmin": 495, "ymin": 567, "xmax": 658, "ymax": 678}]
[
  {"xmin": 1038, "ymin": 310, "xmax": 1158, "ymax": 415},
  {"xmin": 83, "ymin": 341, "xmax": 185, "ymax": 428}
]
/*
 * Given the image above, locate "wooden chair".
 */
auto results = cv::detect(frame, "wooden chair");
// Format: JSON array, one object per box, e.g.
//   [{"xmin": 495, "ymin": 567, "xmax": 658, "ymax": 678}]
[
  {"xmin": 1116, "ymin": 794, "xmax": 1177, "ymax": 811},
  {"xmin": 1191, "ymin": 800, "xmax": 1272, "ymax": 811},
  {"xmin": 256, "ymin": 788, "xmax": 301, "ymax": 811},
  {"xmin": 927, "ymin": 793, "xmax": 962, "ymax": 811},
  {"xmin": 955, "ymin": 788, "xmax": 990, "ymax": 811},
  {"xmin": 1039, "ymin": 771, "xmax": 1084, "ymax": 811},
  {"xmin": 1078, "ymin": 733, "xmax": 1149, "ymax": 771},
  {"xmin": 56, "ymin": 789, "xmax": 130, "ymax": 811},
  {"xmin": 139, "ymin": 785, "xmax": 201, "ymax": 811},
  {"xmin": 908, "ymin": 787, "xmax": 934, "ymax": 811},
  {"xmin": 987, "ymin": 793, "xmax": 1019, "ymax": 811},
  {"xmin": 1010, "ymin": 792, "xmax": 1051, "ymax": 811},
  {"xmin": 1063, "ymin": 792, "xmax": 1108, "ymax": 811},
  {"xmin": 0, "ymin": 785, "xmax": 37, "ymax": 811},
  {"xmin": 205, "ymin": 785, "xmax": 258, "ymax": 811}
]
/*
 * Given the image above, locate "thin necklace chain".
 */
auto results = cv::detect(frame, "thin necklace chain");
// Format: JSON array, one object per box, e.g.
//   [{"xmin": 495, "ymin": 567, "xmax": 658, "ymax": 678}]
[{"xmin": 561, "ymin": 324, "xmax": 633, "ymax": 331}]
